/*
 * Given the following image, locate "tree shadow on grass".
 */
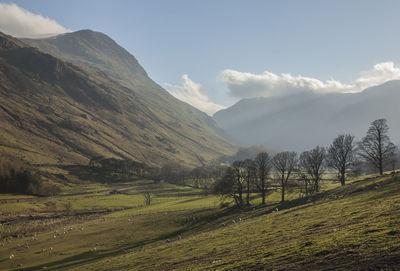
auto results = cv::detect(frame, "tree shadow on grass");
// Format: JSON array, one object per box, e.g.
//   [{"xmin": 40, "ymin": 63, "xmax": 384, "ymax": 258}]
[{"xmin": 19, "ymin": 226, "xmax": 199, "ymax": 271}]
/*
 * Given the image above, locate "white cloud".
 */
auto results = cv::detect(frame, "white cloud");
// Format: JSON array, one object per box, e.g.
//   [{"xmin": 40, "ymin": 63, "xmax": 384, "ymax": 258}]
[
  {"xmin": 219, "ymin": 62, "xmax": 400, "ymax": 99},
  {"xmin": 164, "ymin": 74, "xmax": 225, "ymax": 116},
  {"xmin": 0, "ymin": 3, "xmax": 70, "ymax": 38}
]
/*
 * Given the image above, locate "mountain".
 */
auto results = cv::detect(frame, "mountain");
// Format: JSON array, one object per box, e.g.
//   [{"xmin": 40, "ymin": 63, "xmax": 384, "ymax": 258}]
[
  {"xmin": 213, "ymin": 82, "xmax": 400, "ymax": 151},
  {"xmin": 23, "ymin": 30, "xmax": 222, "ymax": 133},
  {"xmin": 0, "ymin": 31, "xmax": 234, "ymax": 166}
]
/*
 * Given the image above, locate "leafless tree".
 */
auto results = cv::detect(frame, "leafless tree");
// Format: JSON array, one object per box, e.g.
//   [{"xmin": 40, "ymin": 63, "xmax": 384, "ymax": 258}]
[
  {"xmin": 143, "ymin": 191, "xmax": 152, "ymax": 206},
  {"xmin": 358, "ymin": 119, "xmax": 397, "ymax": 175},
  {"xmin": 232, "ymin": 161, "xmax": 245, "ymax": 206},
  {"xmin": 214, "ymin": 166, "xmax": 244, "ymax": 206},
  {"xmin": 299, "ymin": 146, "xmax": 325, "ymax": 194},
  {"xmin": 327, "ymin": 134, "xmax": 355, "ymax": 186},
  {"xmin": 391, "ymin": 146, "xmax": 400, "ymax": 173},
  {"xmin": 272, "ymin": 152, "xmax": 297, "ymax": 202},
  {"xmin": 243, "ymin": 158, "xmax": 256, "ymax": 205},
  {"xmin": 254, "ymin": 152, "xmax": 271, "ymax": 205}
]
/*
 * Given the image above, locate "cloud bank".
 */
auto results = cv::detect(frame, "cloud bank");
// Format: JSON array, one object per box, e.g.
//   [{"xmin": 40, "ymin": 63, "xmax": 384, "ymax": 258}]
[
  {"xmin": 220, "ymin": 62, "xmax": 400, "ymax": 99},
  {"xmin": 0, "ymin": 3, "xmax": 70, "ymax": 38},
  {"xmin": 164, "ymin": 74, "xmax": 225, "ymax": 116}
]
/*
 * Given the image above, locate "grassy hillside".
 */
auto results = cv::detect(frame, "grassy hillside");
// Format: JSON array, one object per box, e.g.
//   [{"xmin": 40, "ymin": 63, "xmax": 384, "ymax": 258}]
[
  {"xmin": 73, "ymin": 175, "xmax": 400, "ymax": 270},
  {"xmin": 0, "ymin": 170, "xmax": 398, "ymax": 270},
  {"xmin": 0, "ymin": 32, "xmax": 234, "ymax": 167}
]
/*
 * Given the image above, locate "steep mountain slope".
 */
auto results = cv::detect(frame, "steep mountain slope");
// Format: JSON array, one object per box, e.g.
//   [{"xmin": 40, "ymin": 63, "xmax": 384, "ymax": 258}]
[
  {"xmin": 0, "ymin": 32, "xmax": 234, "ymax": 166},
  {"xmin": 23, "ymin": 30, "xmax": 228, "ymax": 143},
  {"xmin": 24, "ymin": 30, "xmax": 148, "ymax": 86},
  {"xmin": 214, "ymin": 82, "xmax": 400, "ymax": 151}
]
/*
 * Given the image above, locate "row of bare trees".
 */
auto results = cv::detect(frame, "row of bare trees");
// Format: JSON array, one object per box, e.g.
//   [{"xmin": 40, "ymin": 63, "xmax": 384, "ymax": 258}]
[{"xmin": 213, "ymin": 118, "xmax": 398, "ymax": 206}]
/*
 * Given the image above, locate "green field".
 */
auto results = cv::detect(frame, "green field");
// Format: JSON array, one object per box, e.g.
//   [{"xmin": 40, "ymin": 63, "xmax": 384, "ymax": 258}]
[{"xmin": 0, "ymin": 171, "xmax": 399, "ymax": 270}]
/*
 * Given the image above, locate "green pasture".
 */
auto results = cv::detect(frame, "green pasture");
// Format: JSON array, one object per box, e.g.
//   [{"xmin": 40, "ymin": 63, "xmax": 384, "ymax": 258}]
[{"xmin": 0, "ymin": 170, "xmax": 399, "ymax": 270}]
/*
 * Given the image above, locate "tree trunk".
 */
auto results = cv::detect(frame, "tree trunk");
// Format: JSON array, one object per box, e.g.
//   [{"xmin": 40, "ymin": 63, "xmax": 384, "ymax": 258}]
[
  {"xmin": 340, "ymin": 170, "xmax": 346, "ymax": 186},
  {"xmin": 261, "ymin": 180, "xmax": 266, "ymax": 205},
  {"xmin": 315, "ymin": 179, "xmax": 319, "ymax": 193},
  {"xmin": 246, "ymin": 179, "xmax": 250, "ymax": 206}
]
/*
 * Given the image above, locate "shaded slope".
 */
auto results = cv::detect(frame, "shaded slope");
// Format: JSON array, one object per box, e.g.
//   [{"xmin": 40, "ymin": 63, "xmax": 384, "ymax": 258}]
[{"xmin": 0, "ymin": 32, "xmax": 234, "ymax": 166}]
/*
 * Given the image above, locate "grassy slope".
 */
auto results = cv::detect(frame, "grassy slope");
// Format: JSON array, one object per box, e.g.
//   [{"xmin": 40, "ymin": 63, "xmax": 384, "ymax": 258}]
[
  {"xmin": 0, "ymin": 174, "xmax": 399, "ymax": 270},
  {"xmin": 80, "ymin": 176, "xmax": 400, "ymax": 270}
]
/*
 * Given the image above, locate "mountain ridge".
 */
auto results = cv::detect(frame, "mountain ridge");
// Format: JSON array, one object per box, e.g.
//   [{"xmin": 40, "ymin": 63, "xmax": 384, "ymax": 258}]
[
  {"xmin": 0, "ymin": 31, "xmax": 235, "ymax": 166},
  {"xmin": 214, "ymin": 82, "xmax": 400, "ymax": 151},
  {"xmin": 23, "ymin": 30, "xmax": 229, "ymax": 141}
]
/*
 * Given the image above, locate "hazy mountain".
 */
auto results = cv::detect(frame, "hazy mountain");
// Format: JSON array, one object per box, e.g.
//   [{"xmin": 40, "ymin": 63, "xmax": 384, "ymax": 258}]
[
  {"xmin": 0, "ymin": 32, "xmax": 234, "ymax": 166},
  {"xmin": 214, "ymin": 81, "xmax": 400, "ymax": 152}
]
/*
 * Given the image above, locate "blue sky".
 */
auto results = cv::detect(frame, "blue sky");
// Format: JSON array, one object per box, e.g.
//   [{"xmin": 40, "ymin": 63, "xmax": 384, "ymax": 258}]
[{"xmin": 1, "ymin": 1, "xmax": 400, "ymax": 114}]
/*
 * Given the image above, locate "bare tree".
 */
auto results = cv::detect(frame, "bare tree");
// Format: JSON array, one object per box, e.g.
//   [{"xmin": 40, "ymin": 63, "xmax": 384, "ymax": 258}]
[
  {"xmin": 358, "ymin": 119, "xmax": 397, "ymax": 175},
  {"xmin": 299, "ymin": 146, "xmax": 325, "ymax": 194},
  {"xmin": 254, "ymin": 152, "xmax": 271, "ymax": 205},
  {"xmin": 143, "ymin": 191, "xmax": 152, "ymax": 205},
  {"xmin": 392, "ymin": 146, "xmax": 400, "ymax": 173},
  {"xmin": 214, "ymin": 166, "xmax": 244, "ymax": 206},
  {"xmin": 232, "ymin": 161, "xmax": 245, "ymax": 206},
  {"xmin": 243, "ymin": 158, "xmax": 256, "ymax": 205},
  {"xmin": 272, "ymin": 152, "xmax": 297, "ymax": 202},
  {"xmin": 327, "ymin": 134, "xmax": 355, "ymax": 186}
]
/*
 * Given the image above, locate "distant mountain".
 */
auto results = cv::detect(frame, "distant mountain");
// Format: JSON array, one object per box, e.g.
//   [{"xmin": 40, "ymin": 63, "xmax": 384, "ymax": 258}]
[
  {"xmin": 214, "ymin": 81, "xmax": 400, "ymax": 152},
  {"xmin": 0, "ymin": 31, "xmax": 234, "ymax": 166}
]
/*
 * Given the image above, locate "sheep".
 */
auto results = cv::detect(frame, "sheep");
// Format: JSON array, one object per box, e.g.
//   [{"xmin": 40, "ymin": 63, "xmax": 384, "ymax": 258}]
[{"xmin": 9, "ymin": 254, "xmax": 14, "ymax": 260}]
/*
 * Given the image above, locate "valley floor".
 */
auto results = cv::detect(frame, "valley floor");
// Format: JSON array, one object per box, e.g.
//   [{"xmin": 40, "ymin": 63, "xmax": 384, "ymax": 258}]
[{"xmin": 0, "ymin": 169, "xmax": 399, "ymax": 270}]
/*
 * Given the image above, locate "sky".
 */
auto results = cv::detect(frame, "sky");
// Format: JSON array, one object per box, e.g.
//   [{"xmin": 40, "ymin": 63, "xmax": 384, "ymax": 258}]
[{"xmin": 1, "ymin": 1, "xmax": 400, "ymax": 115}]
